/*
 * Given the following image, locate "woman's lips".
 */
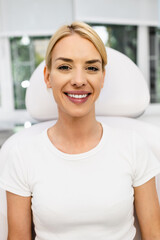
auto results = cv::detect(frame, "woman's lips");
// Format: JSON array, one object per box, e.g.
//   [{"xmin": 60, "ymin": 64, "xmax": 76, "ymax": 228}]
[{"xmin": 64, "ymin": 91, "xmax": 91, "ymax": 104}]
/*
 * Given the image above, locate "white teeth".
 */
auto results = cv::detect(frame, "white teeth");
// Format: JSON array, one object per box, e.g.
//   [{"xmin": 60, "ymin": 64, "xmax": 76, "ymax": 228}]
[{"xmin": 67, "ymin": 94, "xmax": 88, "ymax": 98}]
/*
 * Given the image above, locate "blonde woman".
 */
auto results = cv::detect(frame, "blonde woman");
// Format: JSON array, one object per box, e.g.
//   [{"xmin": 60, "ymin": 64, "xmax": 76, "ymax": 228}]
[{"xmin": 0, "ymin": 22, "xmax": 160, "ymax": 240}]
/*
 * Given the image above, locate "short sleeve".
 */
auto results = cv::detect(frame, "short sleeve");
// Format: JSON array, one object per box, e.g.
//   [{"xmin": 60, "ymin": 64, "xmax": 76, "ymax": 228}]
[
  {"xmin": 0, "ymin": 139, "xmax": 31, "ymax": 197},
  {"xmin": 132, "ymin": 132, "xmax": 160, "ymax": 187}
]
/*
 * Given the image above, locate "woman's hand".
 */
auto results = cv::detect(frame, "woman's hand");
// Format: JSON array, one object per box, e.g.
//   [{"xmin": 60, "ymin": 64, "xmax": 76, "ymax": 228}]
[
  {"xmin": 6, "ymin": 191, "xmax": 32, "ymax": 240},
  {"xmin": 134, "ymin": 177, "xmax": 160, "ymax": 240}
]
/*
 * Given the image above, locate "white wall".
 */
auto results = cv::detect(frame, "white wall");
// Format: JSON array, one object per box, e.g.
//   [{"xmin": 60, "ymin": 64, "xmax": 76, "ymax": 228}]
[
  {"xmin": 0, "ymin": 0, "xmax": 159, "ymax": 37},
  {"xmin": 0, "ymin": 0, "xmax": 73, "ymax": 36},
  {"xmin": 74, "ymin": 0, "xmax": 159, "ymax": 26}
]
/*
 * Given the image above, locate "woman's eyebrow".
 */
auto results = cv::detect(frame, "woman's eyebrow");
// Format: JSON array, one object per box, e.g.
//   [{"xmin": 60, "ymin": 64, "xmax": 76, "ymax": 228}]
[
  {"xmin": 85, "ymin": 59, "xmax": 102, "ymax": 64},
  {"xmin": 55, "ymin": 57, "xmax": 73, "ymax": 62}
]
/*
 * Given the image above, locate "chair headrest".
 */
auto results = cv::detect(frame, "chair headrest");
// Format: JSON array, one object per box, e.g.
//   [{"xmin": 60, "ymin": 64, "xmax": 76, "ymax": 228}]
[{"xmin": 26, "ymin": 47, "xmax": 150, "ymax": 121}]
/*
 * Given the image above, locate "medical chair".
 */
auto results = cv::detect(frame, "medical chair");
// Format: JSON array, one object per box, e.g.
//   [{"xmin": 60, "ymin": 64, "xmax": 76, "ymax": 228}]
[{"xmin": 0, "ymin": 47, "xmax": 160, "ymax": 240}]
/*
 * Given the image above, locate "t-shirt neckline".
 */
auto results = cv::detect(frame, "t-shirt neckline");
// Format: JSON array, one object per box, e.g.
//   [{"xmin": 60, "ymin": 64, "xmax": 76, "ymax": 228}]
[{"xmin": 42, "ymin": 122, "xmax": 107, "ymax": 160}]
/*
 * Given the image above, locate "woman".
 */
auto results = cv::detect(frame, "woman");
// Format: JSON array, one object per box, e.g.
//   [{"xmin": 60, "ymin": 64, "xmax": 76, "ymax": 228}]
[{"xmin": 0, "ymin": 21, "xmax": 160, "ymax": 240}]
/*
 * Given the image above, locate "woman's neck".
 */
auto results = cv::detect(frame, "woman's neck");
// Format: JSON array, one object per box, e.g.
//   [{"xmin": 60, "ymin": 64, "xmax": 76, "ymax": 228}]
[
  {"xmin": 56, "ymin": 116, "xmax": 98, "ymax": 140},
  {"xmin": 48, "ymin": 110, "xmax": 102, "ymax": 154}
]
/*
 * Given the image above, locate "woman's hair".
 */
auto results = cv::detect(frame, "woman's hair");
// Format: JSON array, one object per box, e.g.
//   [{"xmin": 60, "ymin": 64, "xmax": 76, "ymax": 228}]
[{"xmin": 45, "ymin": 21, "xmax": 107, "ymax": 71}]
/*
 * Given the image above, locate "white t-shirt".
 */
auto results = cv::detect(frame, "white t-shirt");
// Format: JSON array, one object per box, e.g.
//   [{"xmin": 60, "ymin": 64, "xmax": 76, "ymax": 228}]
[{"xmin": 0, "ymin": 123, "xmax": 160, "ymax": 240}]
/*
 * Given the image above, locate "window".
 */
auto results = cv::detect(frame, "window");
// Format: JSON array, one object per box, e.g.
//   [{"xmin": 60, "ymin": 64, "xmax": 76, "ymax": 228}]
[
  {"xmin": 150, "ymin": 27, "xmax": 160, "ymax": 103},
  {"xmin": 10, "ymin": 36, "xmax": 51, "ymax": 109},
  {"xmin": 90, "ymin": 24, "xmax": 137, "ymax": 63}
]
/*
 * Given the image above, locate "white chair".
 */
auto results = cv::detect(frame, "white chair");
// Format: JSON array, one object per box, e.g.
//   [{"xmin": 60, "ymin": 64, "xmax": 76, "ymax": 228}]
[{"xmin": 0, "ymin": 47, "xmax": 160, "ymax": 240}]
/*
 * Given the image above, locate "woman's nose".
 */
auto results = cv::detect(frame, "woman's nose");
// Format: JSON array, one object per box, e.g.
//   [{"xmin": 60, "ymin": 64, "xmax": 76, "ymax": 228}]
[{"xmin": 70, "ymin": 69, "xmax": 87, "ymax": 87}]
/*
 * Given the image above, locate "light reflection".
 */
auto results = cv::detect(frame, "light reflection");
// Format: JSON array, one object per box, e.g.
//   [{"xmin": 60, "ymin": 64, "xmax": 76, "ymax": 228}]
[
  {"xmin": 20, "ymin": 36, "xmax": 30, "ymax": 45},
  {"xmin": 24, "ymin": 121, "xmax": 32, "ymax": 128},
  {"xmin": 21, "ymin": 80, "xmax": 30, "ymax": 88},
  {"xmin": 92, "ymin": 26, "xmax": 108, "ymax": 45}
]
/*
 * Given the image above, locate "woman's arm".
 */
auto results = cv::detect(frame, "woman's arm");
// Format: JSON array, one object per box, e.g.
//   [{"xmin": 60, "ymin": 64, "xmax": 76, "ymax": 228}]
[
  {"xmin": 134, "ymin": 177, "xmax": 160, "ymax": 240},
  {"xmin": 6, "ymin": 191, "xmax": 32, "ymax": 240}
]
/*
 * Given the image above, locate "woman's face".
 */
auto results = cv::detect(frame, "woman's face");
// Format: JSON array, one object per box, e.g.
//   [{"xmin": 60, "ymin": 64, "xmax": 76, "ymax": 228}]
[{"xmin": 44, "ymin": 33, "xmax": 105, "ymax": 119}]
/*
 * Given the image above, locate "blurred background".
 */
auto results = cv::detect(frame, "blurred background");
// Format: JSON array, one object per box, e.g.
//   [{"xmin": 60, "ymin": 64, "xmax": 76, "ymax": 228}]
[{"xmin": 0, "ymin": 0, "xmax": 160, "ymax": 146}]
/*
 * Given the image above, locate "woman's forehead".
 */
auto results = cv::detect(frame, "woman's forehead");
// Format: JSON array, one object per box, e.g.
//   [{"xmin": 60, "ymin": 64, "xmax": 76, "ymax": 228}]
[{"xmin": 51, "ymin": 34, "xmax": 102, "ymax": 61}]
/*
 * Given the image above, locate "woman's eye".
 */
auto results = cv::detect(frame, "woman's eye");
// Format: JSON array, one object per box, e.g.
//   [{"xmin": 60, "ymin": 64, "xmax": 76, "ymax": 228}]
[
  {"xmin": 87, "ymin": 66, "xmax": 99, "ymax": 72},
  {"xmin": 58, "ymin": 65, "xmax": 71, "ymax": 71}
]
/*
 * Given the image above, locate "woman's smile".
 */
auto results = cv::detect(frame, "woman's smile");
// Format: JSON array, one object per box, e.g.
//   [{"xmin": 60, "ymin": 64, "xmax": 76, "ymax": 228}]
[{"xmin": 64, "ymin": 91, "xmax": 91, "ymax": 104}]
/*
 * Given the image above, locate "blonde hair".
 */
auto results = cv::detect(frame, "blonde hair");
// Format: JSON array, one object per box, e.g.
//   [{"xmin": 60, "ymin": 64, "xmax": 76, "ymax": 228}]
[{"xmin": 45, "ymin": 21, "xmax": 107, "ymax": 71}]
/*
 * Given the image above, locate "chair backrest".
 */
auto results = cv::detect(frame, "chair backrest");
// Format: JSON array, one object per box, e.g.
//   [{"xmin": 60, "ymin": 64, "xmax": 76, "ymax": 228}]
[
  {"xmin": 25, "ymin": 47, "xmax": 150, "ymax": 120},
  {"xmin": 1, "ymin": 47, "xmax": 160, "ymax": 240}
]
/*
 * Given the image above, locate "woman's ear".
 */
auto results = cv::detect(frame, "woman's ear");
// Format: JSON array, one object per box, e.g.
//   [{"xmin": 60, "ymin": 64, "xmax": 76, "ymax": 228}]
[{"xmin": 44, "ymin": 66, "xmax": 52, "ymax": 88}]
